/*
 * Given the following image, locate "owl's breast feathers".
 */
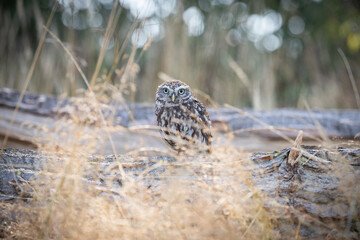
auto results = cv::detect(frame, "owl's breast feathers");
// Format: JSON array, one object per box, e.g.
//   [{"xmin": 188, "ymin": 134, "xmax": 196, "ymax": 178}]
[{"xmin": 155, "ymin": 98, "xmax": 212, "ymax": 150}]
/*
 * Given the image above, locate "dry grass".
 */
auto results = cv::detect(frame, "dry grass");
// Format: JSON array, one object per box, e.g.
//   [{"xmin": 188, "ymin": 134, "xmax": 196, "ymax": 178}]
[
  {"xmin": 0, "ymin": 3, "xmax": 283, "ymax": 238},
  {"xmin": 3, "ymin": 147, "xmax": 282, "ymax": 239},
  {"xmin": 0, "ymin": 2, "xmax": 359, "ymax": 239}
]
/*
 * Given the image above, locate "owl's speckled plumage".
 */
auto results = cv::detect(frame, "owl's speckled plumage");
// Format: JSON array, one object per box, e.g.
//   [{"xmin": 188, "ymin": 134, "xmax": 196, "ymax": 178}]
[{"xmin": 155, "ymin": 80, "xmax": 212, "ymax": 152}]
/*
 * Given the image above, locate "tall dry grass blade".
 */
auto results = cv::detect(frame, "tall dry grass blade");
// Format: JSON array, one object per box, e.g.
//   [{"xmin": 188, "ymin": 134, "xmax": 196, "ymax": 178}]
[
  {"xmin": 228, "ymin": 56, "xmax": 251, "ymax": 90},
  {"xmin": 192, "ymin": 89, "xmax": 219, "ymax": 107},
  {"xmin": 125, "ymin": 147, "xmax": 178, "ymax": 159},
  {"xmin": 104, "ymin": 23, "xmax": 139, "ymax": 121},
  {"xmin": 158, "ymin": 72, "xmax": 177, "ymax": 82},
  {"xmin": 44, "ymin": 27, "xmax": 128, "ymax": 182},
  {"xmin": 89, "ymin": 0, "xmax": 121, "ymax": 86},
  {"xmin": 232, "ymin": 126, "xmax": 321, "ymax": 142},
  {"xmin": 45, "ymin": 28, "xmax": 88, "ymax": 88},
  {"xmin": 302, "ymin": 100, "xmax": 330, "ymax": 142},
  {"xmin": 295, "ymin": 221, "xmax": 301, "ymax": 239},
  {"xmin": 135, "ymin": 33, "xmax": 152, "ymax": 62},
  {"xmin": 0, "ymin": 1, "xmax": 58, "ymax": 155},
  {"xmin": 288, "ymin": 130, "xmax": 303, "ymax": 166},
  {"xmin": 105, "ymin": 16, "xmax": 139, "ymax": 83},
  {"xmin": 346, "ymin": 186, "xmax": 359, "ymax": 232},
  {"xmin": 355, "ymin": 132, "xmax": 360, "ymax": 139},
  {"xmin": 225, "ymin": 104, "xmax": 295, "ymax": 143},
  {"xmin": 119, "ymin": 33, "xmax": 139, "ymax": 103},
  {"xmin": 135, "ymin": 20, "xmax": 153, "ymax": 62},
  {"xmin": 240, "ymin": 208, "xmax": 262, "ymax": 239},
  {"xmin": 338, "ymin": 48, "xmax": 360, "ymax": 109}
]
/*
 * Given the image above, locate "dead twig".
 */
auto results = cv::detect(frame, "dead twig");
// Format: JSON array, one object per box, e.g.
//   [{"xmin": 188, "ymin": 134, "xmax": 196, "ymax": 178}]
[{"xmin": 288, "ymin": 130, "xmax": 303, "ymax": 166}]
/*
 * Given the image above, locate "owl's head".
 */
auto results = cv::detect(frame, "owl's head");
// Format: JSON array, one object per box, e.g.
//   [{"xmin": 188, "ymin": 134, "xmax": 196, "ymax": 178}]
[{"xmin": 156, "ymin": 80, "xmax": 192, "ymax": 105}]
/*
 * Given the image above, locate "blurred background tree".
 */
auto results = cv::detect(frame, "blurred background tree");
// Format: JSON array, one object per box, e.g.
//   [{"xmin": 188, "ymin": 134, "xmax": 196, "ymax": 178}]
[{"xmin": 1, "ymin": 0, "xmax": 359, "ymax": 109}]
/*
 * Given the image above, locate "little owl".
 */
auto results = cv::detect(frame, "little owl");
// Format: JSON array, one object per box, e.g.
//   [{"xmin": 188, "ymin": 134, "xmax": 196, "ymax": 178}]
[{"xmin": 155, "ymin": 80, "xmax": 212, "ymax": 153}]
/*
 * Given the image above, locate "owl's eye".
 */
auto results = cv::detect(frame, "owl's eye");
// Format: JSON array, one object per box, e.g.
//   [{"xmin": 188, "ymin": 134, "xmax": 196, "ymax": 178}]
[
  {"xmin": 163, "ymin": 88, "xmax": 169, "ymax": 94},
  {"xmin": 178, "ymin": 89, "xmax": 185, "ymax": 95}
]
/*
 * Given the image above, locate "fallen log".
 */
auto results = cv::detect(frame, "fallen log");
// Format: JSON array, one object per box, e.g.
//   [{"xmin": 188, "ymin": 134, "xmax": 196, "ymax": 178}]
[
  {"xmin": 0, "ymin": 146, "xmax": 359, "ymax": 238},
  {"xmin": 0, "ymin": 88, "xmax": 359, "ymax": 147}
]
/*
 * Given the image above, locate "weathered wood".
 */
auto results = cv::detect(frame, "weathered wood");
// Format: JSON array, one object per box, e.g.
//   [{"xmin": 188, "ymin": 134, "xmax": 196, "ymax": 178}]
[
  {"xmin": 253, "ymin": 146, "xmax": 360, "ymax": 237},
  {"xmin": 0, "ymin": 147, "xmax": 359, "ymax": 238},
  {"xmin": 0, "ymin": 88, "xmax": 359, "ymax": 145}
]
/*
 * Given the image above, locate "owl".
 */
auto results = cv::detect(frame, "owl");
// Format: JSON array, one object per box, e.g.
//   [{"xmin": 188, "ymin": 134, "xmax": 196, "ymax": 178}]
[{"xmin": 155, "ymin": 80, "xmax": 212, "ymax": 153}]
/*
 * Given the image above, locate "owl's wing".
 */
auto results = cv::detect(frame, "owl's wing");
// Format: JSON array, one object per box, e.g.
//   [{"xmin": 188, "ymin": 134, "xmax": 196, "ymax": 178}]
[
  {"xmin": 155, "ymin": 101, "xmax": 165, "ymax": 124},
  {"xmin": 191, "ymin": 99, "xmax": 211, "ymax": 127},
  {"xmin": 187, "ymin": 99, "xmax": 212, "ymax": 147}
]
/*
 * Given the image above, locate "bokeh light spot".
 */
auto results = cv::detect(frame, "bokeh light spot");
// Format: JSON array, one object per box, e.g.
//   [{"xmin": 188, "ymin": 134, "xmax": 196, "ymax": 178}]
[
  {"xmin": 262, "ymin": 34, "xmax": 282, "ymax": 52},
  {"xmin": 183, "ymin": 7, "xmax": 205, "ymax": 37},
  {"xmin": 226, "ymin": 29, "xmax": 242, "ymax": 46},
  {"xmin": 288, "ymin": 16, "xmax": 305, "ymax": 35}
]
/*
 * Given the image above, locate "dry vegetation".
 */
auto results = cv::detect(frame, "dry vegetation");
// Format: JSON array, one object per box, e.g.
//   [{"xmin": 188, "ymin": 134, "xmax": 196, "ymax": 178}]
[
  {"xmin": 2, "ymin": 145, "xmax": 282, "ymax": 239},
  {"xmin": 0, "ymin": 1, "xmax": 359, "ymax": 239}
]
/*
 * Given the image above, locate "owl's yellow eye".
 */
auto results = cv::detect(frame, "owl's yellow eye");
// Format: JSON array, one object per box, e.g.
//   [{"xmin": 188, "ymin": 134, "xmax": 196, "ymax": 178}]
[
  {"xmin": 178, "ymin": 89, "xmax": 185, "ymax": 95},
  {"xmin": 163, "ymin": 88, "xmax": 169, "ymax": 94}
]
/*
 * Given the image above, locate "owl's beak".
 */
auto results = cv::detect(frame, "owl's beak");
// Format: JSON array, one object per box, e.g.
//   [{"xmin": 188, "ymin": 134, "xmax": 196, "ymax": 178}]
[{"xmin": 171, "ymin": 94, "xmax": 176, "ymax": 102}]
